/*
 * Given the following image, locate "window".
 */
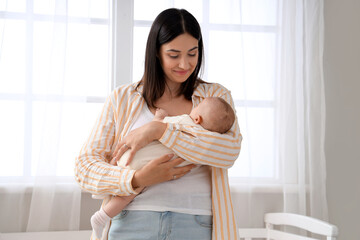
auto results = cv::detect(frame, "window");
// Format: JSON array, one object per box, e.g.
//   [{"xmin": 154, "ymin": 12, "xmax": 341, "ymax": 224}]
[
  {"xmin": 0, "ymin": 0, "xmax": 112, "ymax": 181},
  {"xmin": 1, "ymin": 0, "xmax": 279, "ymax": 184},
  {"xmin": 131, "ymin": 0, "xmax": 278, "ymax": 182}
]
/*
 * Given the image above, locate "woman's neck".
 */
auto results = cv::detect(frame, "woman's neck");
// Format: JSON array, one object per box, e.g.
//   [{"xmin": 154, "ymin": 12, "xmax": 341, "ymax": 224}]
[{"xmin": 164, "ymin": 80, "xmax": 181, "ymax": 98}]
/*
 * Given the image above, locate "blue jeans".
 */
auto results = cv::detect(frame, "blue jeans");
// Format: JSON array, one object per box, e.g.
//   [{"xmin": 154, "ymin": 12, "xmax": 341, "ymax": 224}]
[{"xmin": 108, "ymin": 210, "xmax": 212, "ymax": 240}]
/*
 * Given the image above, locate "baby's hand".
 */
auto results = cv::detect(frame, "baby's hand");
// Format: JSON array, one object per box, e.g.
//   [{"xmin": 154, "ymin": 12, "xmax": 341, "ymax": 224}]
[{"xmin": 153, "ymin": 108, "xmax": 168, "ymax": 122}]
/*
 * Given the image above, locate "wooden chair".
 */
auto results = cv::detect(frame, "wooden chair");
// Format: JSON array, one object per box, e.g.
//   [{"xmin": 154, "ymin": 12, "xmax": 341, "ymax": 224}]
[{"xmin": 238, "ymin": 212, "xmax": 338, "ymax": 240}]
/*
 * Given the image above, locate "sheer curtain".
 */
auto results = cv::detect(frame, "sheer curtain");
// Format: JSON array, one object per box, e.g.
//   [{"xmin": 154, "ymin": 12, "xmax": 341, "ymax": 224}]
[
  {"xmin": 231, "ymin": 0, "xmax": 327, "ymax": 227},
  {"xmin": 0, "ymin": 0, "xmax": 111, "ymax": 232},
  {"xmin": 277, "ymin": 0, "xmax": 327, "ymax": 220},
  {"xmin": 25, "ymin": 2, "xmax": 81, "ymax": 232}
]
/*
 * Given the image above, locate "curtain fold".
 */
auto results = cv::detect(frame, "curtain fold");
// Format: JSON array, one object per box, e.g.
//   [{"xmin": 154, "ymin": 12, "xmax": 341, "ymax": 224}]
[
  {"xmin": 27, "ymin": 0, "xmax": 81, "ymax": 232},
  {"xmin": 26, "ymin": 1, "xmax": 83, "ymax": 232},
  {"xmin": 231, "ymin": 0, "xmax": 327, "ymax": 228},
  {"xmin": 277, "ymin": 0, "xmax": 327, "ymax": 220}
]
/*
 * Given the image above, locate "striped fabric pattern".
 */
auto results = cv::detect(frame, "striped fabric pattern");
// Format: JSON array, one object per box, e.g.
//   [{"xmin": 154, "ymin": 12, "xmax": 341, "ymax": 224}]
[{"xmin": 74, "ymin": 81, "xmax": 242, "ymax": 240}]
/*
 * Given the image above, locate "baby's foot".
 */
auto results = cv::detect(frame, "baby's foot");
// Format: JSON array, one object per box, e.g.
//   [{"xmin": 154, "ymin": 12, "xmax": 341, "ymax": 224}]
[{"xmin": 90, "ymin": 208, "xmax": 111, "ymax": 239}]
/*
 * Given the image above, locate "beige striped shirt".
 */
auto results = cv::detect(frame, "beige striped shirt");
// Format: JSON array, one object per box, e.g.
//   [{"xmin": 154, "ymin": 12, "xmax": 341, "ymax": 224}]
[{"xmin": 75, "ymin": 81, "xmax": 242, "ymax": 240}]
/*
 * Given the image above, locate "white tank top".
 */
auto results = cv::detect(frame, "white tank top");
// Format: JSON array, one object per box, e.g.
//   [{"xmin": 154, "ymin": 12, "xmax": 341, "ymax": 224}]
[{"xmin": 124, "ymin": 103, "xmax": 212, "ymax": 215}]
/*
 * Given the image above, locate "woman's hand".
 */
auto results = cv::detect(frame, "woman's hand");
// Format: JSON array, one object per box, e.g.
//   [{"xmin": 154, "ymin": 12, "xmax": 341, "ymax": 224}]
[
  {"xmin": 112, "ymin": 121, "xmax": 167, "ymax": 165},
  {"xmin": 132, "ymin": 154, "xmax": 196, "ymax": 189}
]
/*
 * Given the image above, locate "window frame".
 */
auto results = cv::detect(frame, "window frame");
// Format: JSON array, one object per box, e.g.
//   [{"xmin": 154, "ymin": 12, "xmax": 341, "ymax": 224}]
[{"xmin": 1, "ymin": 0, "xmax": 280, "ymax": 186}]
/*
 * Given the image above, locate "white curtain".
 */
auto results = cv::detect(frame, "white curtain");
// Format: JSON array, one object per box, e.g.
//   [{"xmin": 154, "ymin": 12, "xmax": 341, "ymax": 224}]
[
  {"xmin": 277, "ymin": 0, "xmax": 327, "ymax": 220},
  {"xmin": 25, "ymin": 2, "xmax": 81, "ymax": 232},
  {"xmin": 0, "ymin": 0, "xmax": 111, "ymax": 233},
  {"xmin": 231, "ymin": 0, "xmax": 328, "ymax": 228}
]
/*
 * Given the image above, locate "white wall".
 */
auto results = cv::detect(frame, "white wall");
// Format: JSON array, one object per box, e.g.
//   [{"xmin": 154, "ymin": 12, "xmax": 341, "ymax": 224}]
[{"xmin": 324, "ymin": 0, "xmax": 360, "ymax": 239}]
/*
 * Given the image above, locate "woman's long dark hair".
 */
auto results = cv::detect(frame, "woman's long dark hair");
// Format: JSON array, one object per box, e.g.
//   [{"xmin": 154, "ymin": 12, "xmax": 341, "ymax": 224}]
[{"xmin": 136, "ymin": 8, "xmax": 204, "ymax": 109}]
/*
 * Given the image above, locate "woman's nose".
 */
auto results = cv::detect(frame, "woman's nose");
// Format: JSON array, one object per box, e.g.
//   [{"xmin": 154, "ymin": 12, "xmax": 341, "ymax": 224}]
[{"xmin": 178, "ymin": 57, "xmax": 189, "ymax": 69}]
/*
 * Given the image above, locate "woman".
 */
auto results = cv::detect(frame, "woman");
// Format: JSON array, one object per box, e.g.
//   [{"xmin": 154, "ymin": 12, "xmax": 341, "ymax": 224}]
[{"xmin": 75, "ymin": 8, "xmax": 242, "ymax": 240}]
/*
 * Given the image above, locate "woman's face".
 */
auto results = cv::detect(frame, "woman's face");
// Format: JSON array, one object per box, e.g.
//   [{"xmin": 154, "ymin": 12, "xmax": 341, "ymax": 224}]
[{"xmin": 159, "ymin": 33, "xmax": 199, "ymax": 86}]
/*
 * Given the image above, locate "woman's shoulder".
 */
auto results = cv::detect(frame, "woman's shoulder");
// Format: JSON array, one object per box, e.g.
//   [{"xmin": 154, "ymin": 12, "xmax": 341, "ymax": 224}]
[
  {"xmin": 112, "ymin": 82, "xmax": 139, "ymax": 95},
  {"xmin": 194, "ymin": 80, "xmax": 230, "ymax": 98},
  {"xmin": 109, "ymin": 81, "xmax": 141, "ymax": 101}
]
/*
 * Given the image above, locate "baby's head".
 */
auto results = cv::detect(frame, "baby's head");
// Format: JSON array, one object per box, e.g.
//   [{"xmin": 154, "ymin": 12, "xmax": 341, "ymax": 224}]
[{"xmin": 190, "ymin": 97, "xmax": 235, "ymax": 134}]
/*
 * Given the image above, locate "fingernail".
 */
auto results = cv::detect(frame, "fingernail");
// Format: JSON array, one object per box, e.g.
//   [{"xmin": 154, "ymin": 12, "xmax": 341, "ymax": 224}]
[{"xmin": 168, "ymin": 154, "xmax": 174, "ymax": 158}]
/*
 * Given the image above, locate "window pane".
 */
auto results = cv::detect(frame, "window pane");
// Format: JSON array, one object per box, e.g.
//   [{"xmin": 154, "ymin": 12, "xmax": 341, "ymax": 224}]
[
  {"xmin": 34, "ymin": 0, "xmax": 109, "ymax": 18},
  {"xmin": 209, "ymin": 0, "xmax": 241, "ymax": 24},
  {"xmin": 0, "ymin": 20, "xmax": 26, "ymax": 93},
  {"xmin": 0, "ymin": 0, "xmax": 26, "ymax": 12},
  {"xmin": 207, "ymin": 31, "xmax": 243, "ymax": 98},
  {"xmin": 33, "ymin": 21, "xmax": 67, "ymax": 95},
  {"xmin": 174, "ymin": 0, "xmax": 203, "ymax": 23},
  {"xmin": 134, "ymin": 0, "xmax": 171, "ymax": 21},
  {"xmin": 65, "ymin": 23, "xmax": 110, "ymax": 96},
  {"xmin": 210, "ymin": 0, "xmax": 277, "ymax": 25},
  {"xmin": 0, "ymin": 101, "xmax": 24, "ymax": 176},
  {"xmin": 208, "ymin": 31, "xmax": 275, "ymax": 101},
  {"xmin": 34, "ymin": 0, "xmax": 56, "ymax": 15},
  {"xmin": 133, "ymin": 26, "xmax": 150, "ymax": 83},
  {"xmin": 57, "ymin": 102, "xmax": 103, "ymax": 176},
  {"xmin": 241, "ymin": 0, "xmax": 277, "ymax": 26},
  {"xmin": 33, "ymin": 23, "xmax": 110, "ymax": 96},
  {"xmin": 68, "ymin": 0, "xmax": 90, "ymax": 18},
  {"xmin": 241, "ymin": 32, "xmax": 276, "ymax": 101},
  {"xmin": 89, "ymin": 0, "xmax": 109, "ymax": 19},
  {"xmin": 228, "ymin": 107, "xmax": 275, "ymax": 178},
  {"xmin": 32, "ymin": 101, "xmax": 103, "ymax": 176}
]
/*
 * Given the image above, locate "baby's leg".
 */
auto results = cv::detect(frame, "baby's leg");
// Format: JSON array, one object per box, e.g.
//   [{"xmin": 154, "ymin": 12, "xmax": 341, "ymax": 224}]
[
  {"xmin": 91, "ymin": 193, "xmax": 140, "ymax": 238},
  {"xmin": 103, "ymin": 194, "xmax": 138, "ymax": 217}
]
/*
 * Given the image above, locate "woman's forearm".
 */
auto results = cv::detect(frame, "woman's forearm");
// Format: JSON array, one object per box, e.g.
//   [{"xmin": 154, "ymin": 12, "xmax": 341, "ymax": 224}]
[{"xmin": 149, "ymin": 121, "xmax": 167, "ymax": 141}]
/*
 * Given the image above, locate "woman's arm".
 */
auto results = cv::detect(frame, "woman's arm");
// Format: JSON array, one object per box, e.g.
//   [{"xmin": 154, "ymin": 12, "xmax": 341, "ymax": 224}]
[{"xmin": 74, "ymin": 94, "xmax": 137, "ymax": 196}]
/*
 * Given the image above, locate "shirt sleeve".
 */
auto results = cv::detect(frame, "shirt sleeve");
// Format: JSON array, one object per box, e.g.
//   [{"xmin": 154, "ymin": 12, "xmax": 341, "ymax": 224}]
[
  {"xmin": 159, "ymin": 86, "xmax": 242, "ymax": 169},
  {"xmin": 74, "ymin": 92, "xmax": 138, "ymax": 196}
]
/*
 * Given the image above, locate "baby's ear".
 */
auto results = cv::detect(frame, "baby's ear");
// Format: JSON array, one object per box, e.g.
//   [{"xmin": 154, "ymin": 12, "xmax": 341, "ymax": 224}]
[{"xmin": 193, "ymin": 115, "xmax": 202, "ymax": 124}]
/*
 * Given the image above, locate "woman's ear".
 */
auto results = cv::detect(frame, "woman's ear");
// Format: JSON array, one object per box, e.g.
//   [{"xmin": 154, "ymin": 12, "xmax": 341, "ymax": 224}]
[{"xmin": 193, "ymin": 115, "xmax": 202, "ymax": 124}]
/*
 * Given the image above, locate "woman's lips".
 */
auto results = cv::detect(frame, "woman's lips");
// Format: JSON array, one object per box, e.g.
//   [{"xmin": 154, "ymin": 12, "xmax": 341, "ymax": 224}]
[{"xmin": 174, "ymin": 70, "xmax": 189, "ymax": 75}]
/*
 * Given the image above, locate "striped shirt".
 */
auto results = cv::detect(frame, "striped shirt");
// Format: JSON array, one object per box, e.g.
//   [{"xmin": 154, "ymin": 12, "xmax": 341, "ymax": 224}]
[{"xmin": 75, "ymin": 81, "xmax": 242, "ymax": 240}]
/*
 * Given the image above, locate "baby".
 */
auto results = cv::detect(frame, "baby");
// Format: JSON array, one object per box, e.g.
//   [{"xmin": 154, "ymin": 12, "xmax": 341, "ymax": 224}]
[{"xmin": 91, "ymin": 97, "xmax": 235, "ymax": 238}]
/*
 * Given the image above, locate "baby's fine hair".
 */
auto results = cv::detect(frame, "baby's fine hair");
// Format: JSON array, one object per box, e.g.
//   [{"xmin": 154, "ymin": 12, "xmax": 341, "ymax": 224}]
[{"xmin": 208, "ymin": 97, "xmax": 235, "ymax": 134}]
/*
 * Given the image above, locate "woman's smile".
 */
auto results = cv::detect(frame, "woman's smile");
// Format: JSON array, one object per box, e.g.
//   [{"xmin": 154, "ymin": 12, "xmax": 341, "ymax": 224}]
[{"xmin": 174, "ymin": 70, "xmax": 189, "ymax": 75}]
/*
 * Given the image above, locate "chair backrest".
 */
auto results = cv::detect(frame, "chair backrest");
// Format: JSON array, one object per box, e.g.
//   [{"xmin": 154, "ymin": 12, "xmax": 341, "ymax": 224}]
[
  {"xmin": 239, "ymin": 212, "xmax": 338, "ymax": 240},
  {"xmin": 265, "ymin": 213, "xmax": 338, "ymax": 240}
]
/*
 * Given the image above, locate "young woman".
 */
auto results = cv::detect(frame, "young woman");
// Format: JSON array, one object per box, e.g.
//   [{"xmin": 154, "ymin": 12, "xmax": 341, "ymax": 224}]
[{"xmin": 75, "ymin": 8, "xmax": 242, "ymax": 240}]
